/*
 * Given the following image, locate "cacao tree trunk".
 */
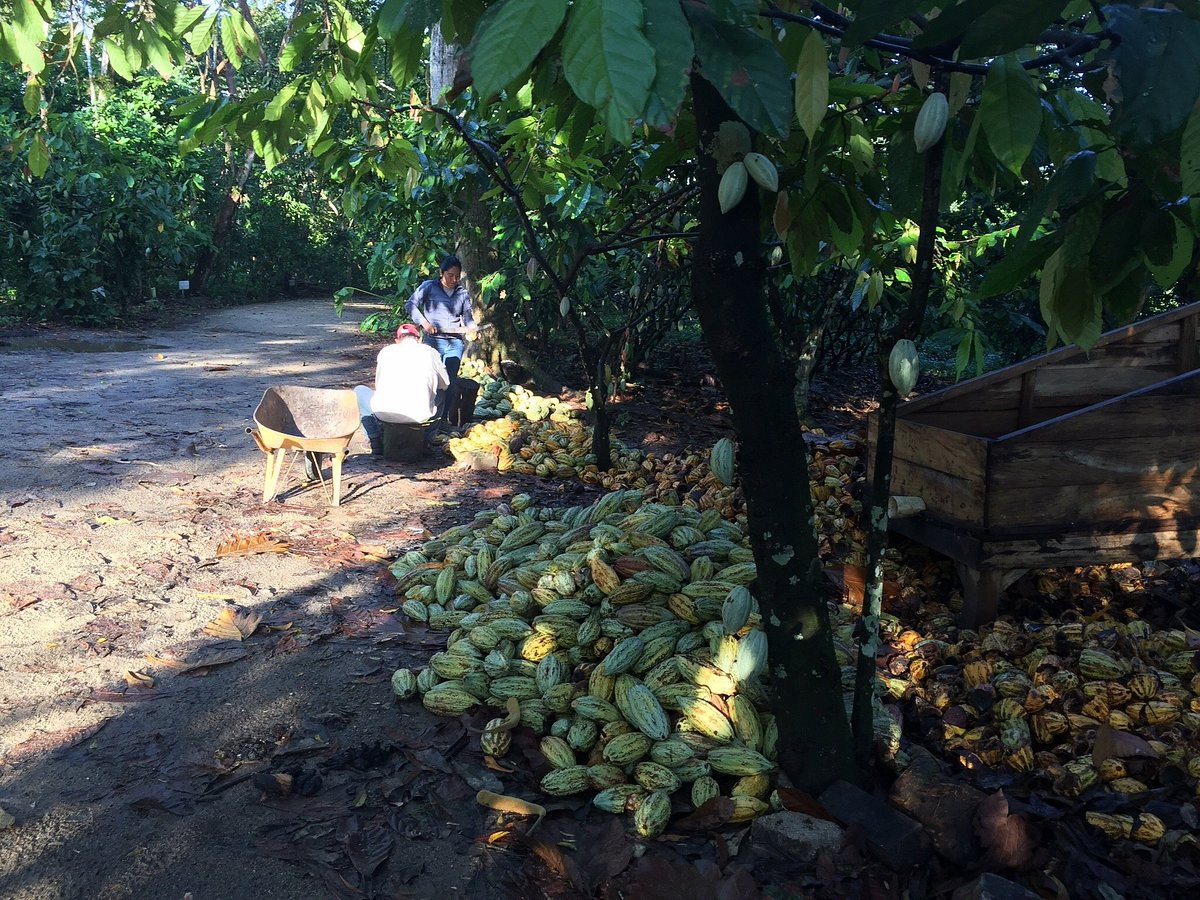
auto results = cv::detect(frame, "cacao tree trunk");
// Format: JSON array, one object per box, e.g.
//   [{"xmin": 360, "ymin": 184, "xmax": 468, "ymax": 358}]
[
  {"xmin": 191, "ymin": 148, "xmax": 256, "ymax": 293},
  {"xmin": 428, "ymin": 23, "xmax": 459, "ymax": 102},
  {"xmin": 851, "ymin": 93, "xmax": 948, "ymax": 768},
  {"xmin": 691, "ymin": 77, "xmax": 859, "ymax": 790}
]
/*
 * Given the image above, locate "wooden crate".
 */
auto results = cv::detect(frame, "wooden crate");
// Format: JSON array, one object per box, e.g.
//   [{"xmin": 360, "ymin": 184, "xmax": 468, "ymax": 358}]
[{"xmin": 867, "ymin": 302, "xmax": 1200, "ymax": 625}]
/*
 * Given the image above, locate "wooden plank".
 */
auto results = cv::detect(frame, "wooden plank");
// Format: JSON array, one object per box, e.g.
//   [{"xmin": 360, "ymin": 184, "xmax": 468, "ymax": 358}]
[
  {"xmin": 907, "ymin": 408, "xmax": 1020, "ymax": 438},
  {"xmin": 891, "ymin": 516, "xmax": 983, "ymax": 569},
  {"xmin": 1028, "ymin": 366, "xmax": 1173, "ymax": 405},
  {"xmin": 1052, "ymin": 341, "xmax": 1180, "ymax": 368},
  {"xmin": 989, "ymin": 434, "xmax": 1200, "ymax": 487},
  {"xmin": 890, "ymin": 458, "xmax": 985, "ymax": 526},
  {"xmin": 997, "ymin": 374, "xmax": 1200, "ymax": 444},
  {"xmin": 897, "ymin": 303, "xmax": 1200, "ymax": 417},
  {"xmin": 1018, "ymin": 371, "xmax": 1037, "ymax": 428},
  {"xmin": 981, "ymin": 527, "xmax": 1200, "ymax": 569},
  {"xmin": 889, "ymin": 419, "xmax": 988, "ymax": 482},
  {"xmin": 1181, "ymin": 314, "xmax": 1198, "ymax": 374},
  {"xmin": 988, "ymin": 480, "xmax": 1197, "ymax": 530}
]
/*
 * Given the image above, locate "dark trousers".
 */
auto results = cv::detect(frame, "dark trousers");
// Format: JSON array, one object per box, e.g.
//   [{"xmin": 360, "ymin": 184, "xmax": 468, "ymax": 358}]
[{"xmin": 423, "ymin": 334, "xmax": 465, "ymax": 426}]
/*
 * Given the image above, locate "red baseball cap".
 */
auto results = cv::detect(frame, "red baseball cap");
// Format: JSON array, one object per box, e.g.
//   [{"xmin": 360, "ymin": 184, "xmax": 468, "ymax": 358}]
[{"xmin": 397, "ymin": 323, "xmax": 420, "ymax": 339}]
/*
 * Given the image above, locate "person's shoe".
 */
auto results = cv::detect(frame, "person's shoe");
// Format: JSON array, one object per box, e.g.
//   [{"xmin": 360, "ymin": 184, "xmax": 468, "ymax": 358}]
[{"xmin": 304, "ymin": 452, "xmax": 323, "ymax": 482}]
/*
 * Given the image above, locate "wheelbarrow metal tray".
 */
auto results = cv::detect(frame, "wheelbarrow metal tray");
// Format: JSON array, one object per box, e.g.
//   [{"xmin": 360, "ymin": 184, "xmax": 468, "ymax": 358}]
[
  {"xmin": 250, "ymin": 386, "xmax": 359, "ymax": 506},
  {"xmin": 867, "ymin": 302, "xmax": 1200, "ymax": 623},
  {"xmin": 253, "ymin": 386, "xmax": 360, "ymax": 452}
]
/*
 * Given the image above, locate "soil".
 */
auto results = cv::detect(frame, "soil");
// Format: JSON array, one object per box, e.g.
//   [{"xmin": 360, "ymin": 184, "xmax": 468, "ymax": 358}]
[{"xmin": 0, "ymin": 297, "xmax": 631, "ymax": 900}]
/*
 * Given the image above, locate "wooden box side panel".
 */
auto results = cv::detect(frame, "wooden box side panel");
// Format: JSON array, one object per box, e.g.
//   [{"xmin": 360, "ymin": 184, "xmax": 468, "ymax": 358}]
[
  {"xmin": 987, "ymin": 369, "xmax": 1200, "ymax": 531},
  {"xmin": 898, "ymin": 304, "xmax": 1200, "ymax": 438},
  {"xmin": 867, "ymin": 416, "xmax": 988, "ymax": 527}
]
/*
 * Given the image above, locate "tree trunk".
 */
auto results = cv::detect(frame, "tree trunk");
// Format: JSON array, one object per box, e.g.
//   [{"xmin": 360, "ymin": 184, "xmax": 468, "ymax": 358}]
[
  {"xmin": 428, "ymin": 24, "xmax": 459, "ymax": 102},
  {"xmin": 191, "ymin": 148, "xmax": 256, "ymax": 293},
  {"xmin": 691, "ymin": 77, "xmax": 859, "ymax": 790},
  {"xmin": 851, "ymin": 97, "xmax": 948, "ymax": 768}
]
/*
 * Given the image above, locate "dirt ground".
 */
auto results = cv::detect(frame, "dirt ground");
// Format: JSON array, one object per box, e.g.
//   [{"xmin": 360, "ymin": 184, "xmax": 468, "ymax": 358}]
[{"xmin": 0, "ymin": 298, "xmax": 623, "ymax": 899}]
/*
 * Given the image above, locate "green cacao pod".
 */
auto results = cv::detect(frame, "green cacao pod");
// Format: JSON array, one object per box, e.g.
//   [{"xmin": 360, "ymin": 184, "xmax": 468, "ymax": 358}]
[
  {"xmin": 913, "ymin": 91, "xmax": 949, "ymax": 152},
  {"xmin": 888, "ymin": 339, "xmax": 920, "ymax": 397},
  {"xmin": 718, "ymin": 162, "xmax": 748, "ymax": 214},
  {"xmin": 710, "ymin": 438, "xmax": 735, "ymax": 487}
]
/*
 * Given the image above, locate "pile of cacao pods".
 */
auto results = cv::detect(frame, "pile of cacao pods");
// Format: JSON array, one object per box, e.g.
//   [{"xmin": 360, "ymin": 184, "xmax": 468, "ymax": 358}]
[
  {"xmin": 853, "ymin": 576, "xmax": 1200, "ymax": 848},
  {"xmin": 390, "ymin": 492, "xmax": 783, "ymax": 837},
  {"xmin": 458, "ymin": 359, "xmax": 575, "ymax": 424}
]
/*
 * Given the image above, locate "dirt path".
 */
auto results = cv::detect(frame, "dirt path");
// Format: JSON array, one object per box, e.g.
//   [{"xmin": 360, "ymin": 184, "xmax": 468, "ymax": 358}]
[{"xmin": 0, "ymin": 298, "xmax": 536, "ymax": 899}]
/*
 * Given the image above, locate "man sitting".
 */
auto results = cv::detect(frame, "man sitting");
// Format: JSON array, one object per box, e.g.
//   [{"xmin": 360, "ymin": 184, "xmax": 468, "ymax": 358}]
[{"xmin": 353, "ymin": 323, "xmax": 450, "ymax": 455}]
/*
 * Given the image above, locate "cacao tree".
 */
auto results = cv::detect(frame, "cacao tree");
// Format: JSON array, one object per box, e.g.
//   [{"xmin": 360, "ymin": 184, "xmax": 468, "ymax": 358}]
[{"xmin": 7, "ymin": 0, "xmax": 1200, "ymax": 788}]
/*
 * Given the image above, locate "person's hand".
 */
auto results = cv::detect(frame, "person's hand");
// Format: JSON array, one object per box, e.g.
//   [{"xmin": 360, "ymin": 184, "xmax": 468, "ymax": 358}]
[
  {"xmin": 425, "ymin": 324, "xmax": 438, "ymax": 335},
  {"xmin": 465, "ymin": 330, "xmax": 478, "ymax": 342}
]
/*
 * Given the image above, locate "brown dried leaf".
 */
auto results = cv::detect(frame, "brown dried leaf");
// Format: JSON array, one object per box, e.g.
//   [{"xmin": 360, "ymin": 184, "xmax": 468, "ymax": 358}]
[
  {"xmin": 975, "ymin": 790, "xmax": 1036, "ymax": 870},
  {"xmin": 124, "ymin": 671, "xmax": 155, "ymax": 688},
  {"xmin": 674, "ymin": 796, "xmax": 735, "ymax": 832},
  {"xmin": 215, "ymin": 533, "xmax": 289, "ymax": 557},
  {"xmin": 1092, "ymin": 724, "xmax": 1159, "ymax": 766},
  {"xmin": 201, "ymin": 607, "xmax": 262, "ymax": 640},
  {"xmin": 146, "ymin": 644, "xmax": 249, "ymax": 674},
  {"xmin": 3, "ymin": 718, "xmax": 111, "ymax": 766},
  {"xmin": 776, "ymin": 787, "xmax": 839, "ymax": 822}
]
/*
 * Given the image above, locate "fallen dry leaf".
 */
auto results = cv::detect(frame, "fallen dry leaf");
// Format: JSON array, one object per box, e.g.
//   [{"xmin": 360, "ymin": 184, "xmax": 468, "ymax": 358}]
[
  {"xmin": 3, "ymin": 718, "xmax": 111, "ymax": 766},
  {"xmin": 215, "ymin": 533, "xmax": 289, "ymax": 557},
  {"xmin": 202, "ymin": 607, "xmax": 263, "ymax": 641},
  {"xmin": 125, "ymin": 671, "xmax": 155, "ymax": 688},
  {"xmin": 1092, "ymin": 724, "xmax": 1159, "ymax": 767},
  {"xmin": 0, "ymin": 807, "xmax": 14, "ymax": 829},
  {"xmin": 975, "ymin": 789, "xmax": 1036, "ymax": 870},
  {"xmin": 146, "ymin": 644, "xmax": 249, "ymax": 674}
]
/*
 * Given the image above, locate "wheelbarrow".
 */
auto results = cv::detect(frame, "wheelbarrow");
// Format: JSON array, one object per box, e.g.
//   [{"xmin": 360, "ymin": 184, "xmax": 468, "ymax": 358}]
[{"xmin": 248, "ymin": 386, "xmax": 359, "ymax": 507}]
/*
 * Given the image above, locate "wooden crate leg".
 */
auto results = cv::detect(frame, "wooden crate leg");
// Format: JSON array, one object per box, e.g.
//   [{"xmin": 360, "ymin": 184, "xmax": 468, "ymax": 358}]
[
  {"xmin": 330, "ymin": 452, "xmax": 345, "ymax": 507},
  {"xmin": 955, "ymin": 564, "xmax": 1027, "ymax": 627}
]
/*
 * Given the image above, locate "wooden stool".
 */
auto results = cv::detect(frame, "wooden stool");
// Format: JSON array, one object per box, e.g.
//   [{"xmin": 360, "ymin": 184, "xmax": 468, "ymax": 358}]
[{"xmin": 380, "ymin": 419, "xmax": 436, "ymax": 462}]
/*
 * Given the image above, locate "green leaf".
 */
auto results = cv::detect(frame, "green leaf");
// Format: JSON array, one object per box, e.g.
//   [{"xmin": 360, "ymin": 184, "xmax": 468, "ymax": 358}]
[
  {"xmin": 27, "ymin": 131, "xmax": 49, "ymax": 177},
  {"xmin": 379, "ymin": 0, "xmax": 441, "ymax": 37},
  {"xmin": 265, "ymin": 79, "xmax": 303, "ymax": 121},
  {"xmin": 794, "ymin": 30, "xmax": 828, "ymax": 144},
  {"xmin": 220, "ymin": 13, "xmax": 242, "ymax": 69},
  {"xmin": 1143, "ymin": 211, "xmax": 1193, "ymax": 289},
  {"xmin": 842, "ymin": 0, "xmax": 924, "ymax": 47},
  {"xmin": 689, "ymin": 13, "xmax": 792, "ymax": 137},
  {"xmin": 105, "ymin": 38, "xmax": 134, "ymax": 80},
  {"xmin": 958, "ymin": 1, "xmax": 1069, "ymax": 59},
  {"xmin": 469, "ymin": 0, "xmax": 568, "ymax": 100},
  {"xmin": 979, "ymin": 55, "xmax": 1041, "ymax": 175},
  {"xmin": 141, "ymin": 28, "xmax": 176, "ymax": 80},
  {"xmin": 977, "ymin": 236, "xmax": 1057, "ymax": 298},
  {"xmin": 567, "ymin": 102, "xmax": 597, "ymax": 158},
  {"xmin": 912, "ymin": 0, "xmax": 990, "ymax": 51},
  {"xmin": 186, "ymin": 8, "xmax": 217, "ymax": 53},
  {"xmin": 4, "ymin": 13, "xmax": 45, "ymax": 74},
  {"xmin": 1182, "ymin": 106, "xmax": 1200, "ymax": 201},
  {"xmin": 1038, "ymin": 247, "xmax": 1066, "ymax": 347},
  {"xmin": 22, "ymin": 77, "xmax": 39, "ymax": 116},
  {"xmin": 1103, "ymin": 6, "xmax": 1200, "ymax": 147},
  {"xmin": 562, "ymin": 0, "xmax": 655, "ymax": 142},
  {"xmin": 642, "ymin": 0, "xmax": 693, "ymax": 129}
]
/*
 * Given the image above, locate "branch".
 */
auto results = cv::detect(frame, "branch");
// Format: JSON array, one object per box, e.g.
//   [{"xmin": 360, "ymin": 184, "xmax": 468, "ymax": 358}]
[
  {"xmin": 592, "ymin": 231, "xmax": 697, "ymax": 253},
  {"xmin": 764, "ymin": 5, "xmax": 1111, "ymax": 76}
]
